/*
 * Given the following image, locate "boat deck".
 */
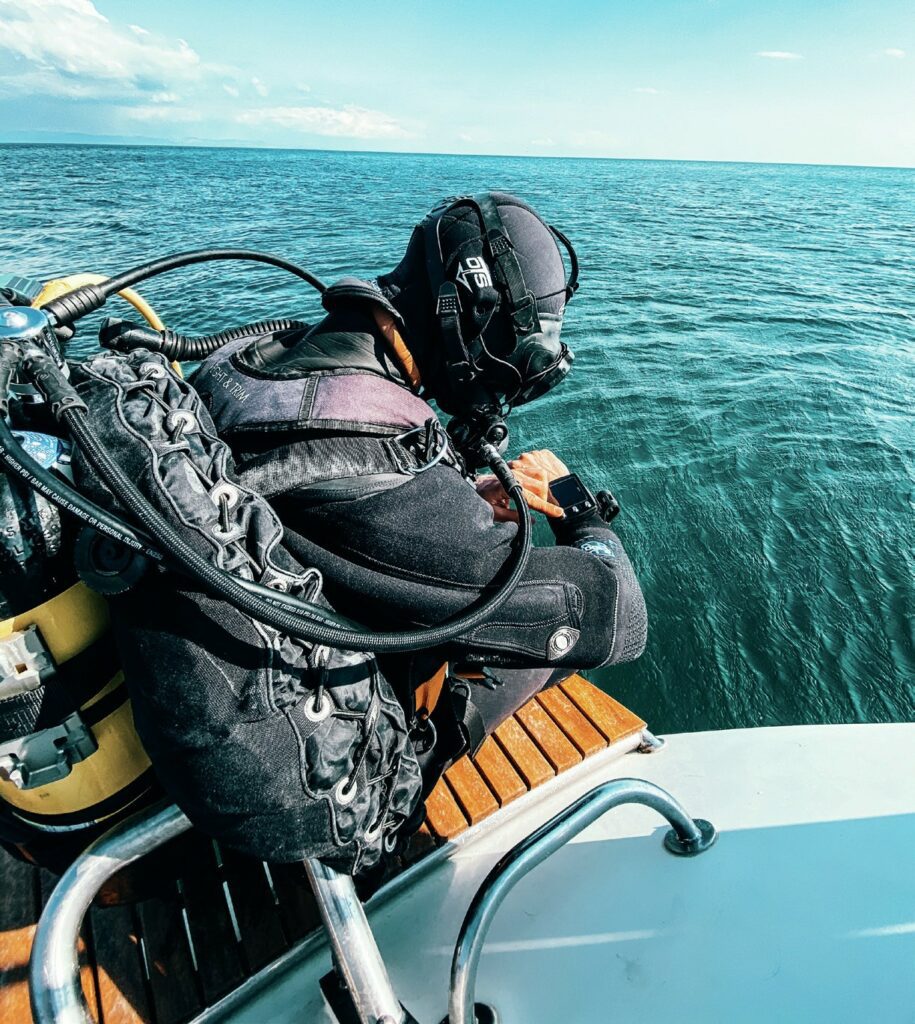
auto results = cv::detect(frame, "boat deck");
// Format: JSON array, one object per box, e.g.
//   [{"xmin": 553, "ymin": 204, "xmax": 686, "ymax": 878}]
[{"xmin": 0, "ymin": 676, "xmax": 645, "ymax": 1024}]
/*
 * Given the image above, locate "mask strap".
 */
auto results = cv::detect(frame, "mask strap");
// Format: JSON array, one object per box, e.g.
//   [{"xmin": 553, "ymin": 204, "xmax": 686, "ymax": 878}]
[
  {"xmin": 472, "ymin": 194, "xmax": 542, "ymax": 338},
  {"xmin": 422, "ymin": 212, "xmax": 477, "ymax": 393},
  {"xmin": 549, "ymin": 224, "xmax": 580, "ymax": 302}
]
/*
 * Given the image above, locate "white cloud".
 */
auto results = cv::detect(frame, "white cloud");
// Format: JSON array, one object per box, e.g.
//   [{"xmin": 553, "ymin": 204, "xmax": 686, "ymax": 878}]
[
  {"xmin": 222, "ymin": 83, "xmax": 239, "ymax": 98},
  {"xmin": 884, "ymin": 48, "xmax": 906, "ymax": 59},
  {"xmin": 0, "ymin": 0, "xmax": 204, "ymax": 99},
  {"xmin": 756, "ymin": 51, "xmax": 803, "ymax": 60},
  {"xmin": 634, "ymin": 86, "xmax": 661, "ymax": 94},
  {"xmin": 122, "ymin": 104, "xmax": 201, "ymax": 123},
  {"xmin": 251, "ymin": 76, "xmax": 268, "ymax": 97},
  {"xmin": 236, "ymin": 105, "xmax": 410, "ymax": 139}
]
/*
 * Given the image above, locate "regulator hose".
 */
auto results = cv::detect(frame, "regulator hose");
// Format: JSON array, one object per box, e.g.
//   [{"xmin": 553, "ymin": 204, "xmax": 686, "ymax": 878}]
[
  {"xmin": 61, "ymin": 403, "xmax": 532, "ymax": 652},
  {"xmin": 0, "ymin": 412, "xmax": 351, "ymax": 625},
  {"xmin": 5, "ymin": 352, "xmax": 536, "ymax": 643},
  {"xmin": 100, "ymin": 317, "xmax": 310, "ymax": 361},
  {"xmin": 0, "ymin": 415, "xmax": 161, "ymax": 560},
  {"xmin": 40, "ymin": 249, "xmax": 327, "ymax": 329}
]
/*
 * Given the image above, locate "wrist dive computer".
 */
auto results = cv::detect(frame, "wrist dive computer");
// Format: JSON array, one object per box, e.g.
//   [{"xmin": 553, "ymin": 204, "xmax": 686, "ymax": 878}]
[{"xmin": 549, "ymin": 473, "xmax": 620, "ymax": 524}]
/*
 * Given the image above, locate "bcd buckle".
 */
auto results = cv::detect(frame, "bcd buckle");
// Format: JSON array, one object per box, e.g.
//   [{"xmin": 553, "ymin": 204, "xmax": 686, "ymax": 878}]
[{"xmin": 0, "ymin": 711, "xmax": 98, "ymax": 790}]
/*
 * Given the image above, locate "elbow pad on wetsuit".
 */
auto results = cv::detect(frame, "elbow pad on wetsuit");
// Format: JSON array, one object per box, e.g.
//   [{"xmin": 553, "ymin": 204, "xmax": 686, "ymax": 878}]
[{"xmin": 549, "ymin": 509, "xmax": 648, "ymax": 666}]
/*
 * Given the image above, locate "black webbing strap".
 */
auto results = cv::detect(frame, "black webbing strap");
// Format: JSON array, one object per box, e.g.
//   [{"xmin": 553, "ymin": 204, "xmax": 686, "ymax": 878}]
[
  {"xmin": 0, "ymin": 634, "xmax": 119, "ymax": 745},
  {"xmin": 549, "ymin": 224, "xmax": 580, "ymax": 301},
  {"xmin": 447, "ymin": 677, "xmax": 487, "ymax": 759},
  {"xmin": 473, "ymin": 193, "xmax": 540, "ymax": 336},
  {"xmin": 423, "ymin": 214, "xmax": 476, "ymax": 388}
]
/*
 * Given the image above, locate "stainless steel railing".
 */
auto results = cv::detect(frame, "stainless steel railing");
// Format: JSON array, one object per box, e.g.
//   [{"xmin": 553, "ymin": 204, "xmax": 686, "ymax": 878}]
[
  {"xmin": 29, "ymin": 801, "xmax": 192, "ymax": 1024},
  {"xmin": 28, "ymin": 801, "xmax": 410, "ymax": 1024},
  {"xmin": 447, "ymin": 778, "xmax": 717, "ymax": 1024},
  {"xmin": 29, "ymin": 781, "xmax": 716, "ymax": 1024}
]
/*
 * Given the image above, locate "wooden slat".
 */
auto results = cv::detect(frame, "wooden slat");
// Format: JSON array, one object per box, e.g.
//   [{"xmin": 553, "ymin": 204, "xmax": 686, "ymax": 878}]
[
  {"xmin": 472, "ymin": 737, "xmax": 527, "ymax": 806},
  {"xmin": 537, "ymin": 688, "xmax": 606, "ymax": 758},
  {"xmin": 424, "ymin": 778, "xmax": 469, "ymax": 840},
  {"xmin": 267, "ymin": 863, "xmax": 322, "ymax": 944},
  {"xmin": 0, "ymin": 851, "xmax": 39, "ymax": 1024},
  {"xmin": 180, "ymin": 841, "xmax": 245, "ymax": 1004},
  {"xmin": 515, "ymin": 700, "xmax": 582, "ymax": 773},
  {"xmin": 444, "ymin": 758, "xmax": 499, "ymax": 825},
  {"xmin": 135, "ymin": 888, "xmax": 203, "ymax": 1024},
  {"xmin": 91, "ymin": 903, "xmax": 154, "ymax": 1024},
  {"xmin": 220, "ymin": 850, "xmax": 288, "ymax": 974},
  {"xmin": 560, "ymin": 676, "xmax": 646, "ymax": 743},
  {"xmin": 493, "ymin": 716, "xmax": 555, "ymax": 789}
]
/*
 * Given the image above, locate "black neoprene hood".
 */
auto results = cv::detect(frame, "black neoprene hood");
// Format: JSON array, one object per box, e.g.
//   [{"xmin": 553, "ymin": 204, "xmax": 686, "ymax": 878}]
[{"xmin": 378, "ymin": 191, "xmax": 579, "ymax": 415}]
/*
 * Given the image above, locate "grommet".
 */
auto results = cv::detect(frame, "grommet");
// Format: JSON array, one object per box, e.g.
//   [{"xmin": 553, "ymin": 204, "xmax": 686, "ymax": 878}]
[
  {"xmin": 303, "ymin": 693, "xmax": 332, "ymax": 722},
  {"xmin": 166, "ymin": 409, "xmax": 197, "ymax": 433},
  {"xmin": 209, "ymin": 482, "xmax": 240, "ymax": 508},
  {"xmin": 546, "ymin": 626, "xmax": 580, "ymax": 660},
  {"xmin": 335, "ymin": 777, "xmax": 357, "ymax": 805},
  {"xmin": 139, "ymin": 362, "xmax": 166, "ymax": 379}
]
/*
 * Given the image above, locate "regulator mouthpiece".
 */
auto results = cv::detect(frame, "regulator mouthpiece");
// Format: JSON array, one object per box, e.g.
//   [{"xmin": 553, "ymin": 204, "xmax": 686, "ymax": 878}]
[{"xmin": 447, "ymin": 405, "xmax": 510, "ymax": 471}]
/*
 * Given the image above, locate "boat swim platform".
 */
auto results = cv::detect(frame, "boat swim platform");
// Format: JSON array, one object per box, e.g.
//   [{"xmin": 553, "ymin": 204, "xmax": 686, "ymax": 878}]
[{"xmin": 0, "ymin": 675, "xmax": 646, "ymax": 1024}]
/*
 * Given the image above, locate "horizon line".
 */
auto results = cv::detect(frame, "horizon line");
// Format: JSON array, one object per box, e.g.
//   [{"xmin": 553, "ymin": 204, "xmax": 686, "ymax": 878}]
[{"xmin": 0, "ymin": 138, "xmax": 912, "ymax": 172}]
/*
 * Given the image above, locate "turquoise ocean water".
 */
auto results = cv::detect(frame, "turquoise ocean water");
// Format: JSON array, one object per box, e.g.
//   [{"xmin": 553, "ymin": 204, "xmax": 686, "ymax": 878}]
[{"xmin": 1, "ymin": 145, "xmax": 913, "ymax": 733}]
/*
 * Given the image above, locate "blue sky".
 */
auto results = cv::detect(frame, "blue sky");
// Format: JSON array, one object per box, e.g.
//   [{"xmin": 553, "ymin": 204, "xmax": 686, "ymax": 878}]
[{"xmin": 0, "ymin": 0, "xmax": 912, "ymax": 166}]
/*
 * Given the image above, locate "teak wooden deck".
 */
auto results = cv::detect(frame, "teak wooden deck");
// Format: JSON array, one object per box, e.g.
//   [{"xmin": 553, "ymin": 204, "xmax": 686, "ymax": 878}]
[{"xmin": 0, "ymin": 677, "xmax": 645, "ymax": 1024}]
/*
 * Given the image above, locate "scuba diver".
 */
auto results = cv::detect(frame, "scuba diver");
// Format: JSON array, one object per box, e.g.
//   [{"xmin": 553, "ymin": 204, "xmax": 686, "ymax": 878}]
[
  {"xmin": 185, "ymin": 192, "xmax": 649, "ymax": 793},
  {"xmin": 0, "ymin": 193, "xmax": 645, "ymax": 880}
]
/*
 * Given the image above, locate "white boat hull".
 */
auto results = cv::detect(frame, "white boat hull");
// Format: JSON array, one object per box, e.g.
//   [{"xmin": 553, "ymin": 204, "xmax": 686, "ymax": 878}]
[{"xmin": 200, "ymin": 723, "xmax": 915, "ymax": 1023}]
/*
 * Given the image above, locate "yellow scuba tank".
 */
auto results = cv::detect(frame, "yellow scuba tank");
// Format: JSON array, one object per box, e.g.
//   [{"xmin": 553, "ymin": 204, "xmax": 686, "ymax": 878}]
[
  {"xmin": 0, "ymin": 276, "xmax": 166, "ymax": 876},
  {"xmin": 0, "ymin": 582, "xmax": 157, "ymax": 871}
]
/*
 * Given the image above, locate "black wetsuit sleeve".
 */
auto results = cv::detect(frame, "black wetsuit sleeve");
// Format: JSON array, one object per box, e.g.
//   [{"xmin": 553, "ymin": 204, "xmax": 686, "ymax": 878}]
[
  {"xmin": 549, "ymin": 509, "xmax": 649, "ymax": 666},
  {"xmin": 270, "ymin": 465, "xmax": 647, "ymax": 670}
]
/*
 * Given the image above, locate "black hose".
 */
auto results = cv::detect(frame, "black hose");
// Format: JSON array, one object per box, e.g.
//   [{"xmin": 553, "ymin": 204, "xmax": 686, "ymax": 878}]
[
  {"xmin": 100, "ymin": 317, "xmax": 309, "ymax": 361},
  {"xmin": 60, "ymin": 405, "xmax": 533, "ymax": 653},
  {"xmin": 0, "ymin": 414, "xmax": 354, "ymax": 625},
  {"xmin": 0, "ymin": 399, "xmax": 463, "ymax": 635},
  {"xmin": 0, "ymin": 417, "xmax": 162, "ymax": 561},
  {"xmin": 41, "ymin": 249, "xmax": 327, "ymax": 328}
]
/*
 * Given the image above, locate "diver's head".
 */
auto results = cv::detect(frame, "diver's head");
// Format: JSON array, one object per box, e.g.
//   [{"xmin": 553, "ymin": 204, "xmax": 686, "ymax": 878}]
[{"xmin": 377, "ymin": 191, "xmax": 579, "ymax": 418}]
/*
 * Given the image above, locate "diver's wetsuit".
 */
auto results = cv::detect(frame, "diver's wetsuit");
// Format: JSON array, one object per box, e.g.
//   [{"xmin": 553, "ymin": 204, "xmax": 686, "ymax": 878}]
[{"xmin": 192, "ymin": 294, "xmax": 647, "ymax": 750}]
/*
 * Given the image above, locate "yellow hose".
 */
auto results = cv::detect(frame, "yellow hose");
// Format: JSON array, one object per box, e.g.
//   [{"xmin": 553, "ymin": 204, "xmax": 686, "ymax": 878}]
[
  {"xmin": 33, "ymin": 274, "xmax": 165, "ymax": 330},
  {"xmin": 32, "ymin": 274, "xmax": 182, "ymax": 375}
]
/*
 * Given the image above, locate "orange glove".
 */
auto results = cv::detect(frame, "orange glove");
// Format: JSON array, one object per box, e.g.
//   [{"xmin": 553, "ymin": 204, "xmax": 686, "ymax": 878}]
[{"xmin": 476, "ymin": 449, "xmax": 570, "ymax": 522}]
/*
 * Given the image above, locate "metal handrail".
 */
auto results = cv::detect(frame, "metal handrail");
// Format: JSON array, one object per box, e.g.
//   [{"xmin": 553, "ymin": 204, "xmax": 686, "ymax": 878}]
[
  {"xmin": 29, "ymin": 800, "xmax": 192, "ymax": 1024},
  {"xmin": 303, "ymin": 858, "xmax": 408, "ymax": 1024},
  {"xmin": 28, "ymin": 800, "xmax": 409, "ymax": 1024},
  {"xmin": 448, "ymin": 778, "xmax": 717, "ymax": 1024},
  {"xmin": 29, "ymin": 781, "xmax": 716, "ymax": 1024}
]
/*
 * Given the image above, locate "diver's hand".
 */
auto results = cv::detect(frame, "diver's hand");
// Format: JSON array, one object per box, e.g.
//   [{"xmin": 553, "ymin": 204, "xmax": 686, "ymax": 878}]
[{"xmin": 476, "ymin": 449, "xmax": 569, "ymax": 522}]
